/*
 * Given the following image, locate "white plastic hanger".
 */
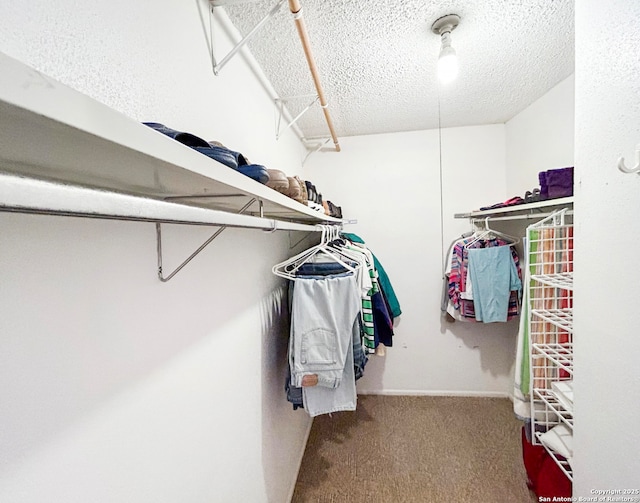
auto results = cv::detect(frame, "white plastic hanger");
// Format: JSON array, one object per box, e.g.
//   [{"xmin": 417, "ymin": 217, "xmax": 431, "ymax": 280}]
[
  {"xmin": 273, "ymin": 225, "xmax": 357, "ymax": 279},
  {"xmin": 327, "ymin": 239, "xmax": 368, "ymax": 275},
  {"xmin": 465, "ymin": 217, "xmax": 520, "ymax": 249},
  {"xmin": 272, "ymin": 225, "xmax": 359, "ymax": 280}
]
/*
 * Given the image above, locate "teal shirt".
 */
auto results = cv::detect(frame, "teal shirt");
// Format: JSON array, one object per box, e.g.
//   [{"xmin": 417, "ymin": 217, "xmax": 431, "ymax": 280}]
[
  {"xmin": 341, "ymin": 233, "xmax": 402, "ymax": 319},
  {"xmin": 468, "ymin": 246, "xmax": 521, "ymax": 323}
]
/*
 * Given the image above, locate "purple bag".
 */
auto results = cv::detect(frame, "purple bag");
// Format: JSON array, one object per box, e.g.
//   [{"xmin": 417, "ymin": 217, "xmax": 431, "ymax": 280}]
[{"xmin": 539, "ymin": 167, "xmax": 573, "ymax": 200}]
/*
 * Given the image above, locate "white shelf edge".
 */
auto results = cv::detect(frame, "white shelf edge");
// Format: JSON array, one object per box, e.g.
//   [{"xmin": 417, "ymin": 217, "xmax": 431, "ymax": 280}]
[
  {"xmin": 531, "ymin": 272, "xmax": 574, "ymax": 290},
  {"xmin": 530, "ymin": 308, "xmax": 574, "ymax": 333},
  {"xmin": 454, "ymin": 197, "xmax": 574, "ymax": 219},
  {"xmin": 0, "ymin": 173, "xmax": 321, "ymax": 232},
  {"xmin": 0, "ymin": 51, "xmax": 341, "ymax": 226},
  {"xmin": 531, "ymin": 343, "xmax": 573, "ymax": 375}
]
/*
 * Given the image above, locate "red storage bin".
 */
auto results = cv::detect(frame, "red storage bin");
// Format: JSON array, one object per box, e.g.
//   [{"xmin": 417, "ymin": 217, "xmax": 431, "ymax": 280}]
[{"xmin": 521, "ymin": 426, "xmax": 572, "ymax": 499}]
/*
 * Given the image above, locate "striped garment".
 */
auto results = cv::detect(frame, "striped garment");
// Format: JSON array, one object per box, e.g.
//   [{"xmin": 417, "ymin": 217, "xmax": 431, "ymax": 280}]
[
  {"xmin": 361, "ymin": 294, "xmax": 375, "ymax": 352},
  {"xmin": 350, "ymin": 246, "xmax": 379, "ymax": 353}
]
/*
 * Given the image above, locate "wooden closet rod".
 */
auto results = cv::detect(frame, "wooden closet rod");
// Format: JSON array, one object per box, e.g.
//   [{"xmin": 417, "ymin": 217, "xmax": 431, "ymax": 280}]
[{"xmin": 288, "ymin": 0, "xmax": 341, "ymax": 152}]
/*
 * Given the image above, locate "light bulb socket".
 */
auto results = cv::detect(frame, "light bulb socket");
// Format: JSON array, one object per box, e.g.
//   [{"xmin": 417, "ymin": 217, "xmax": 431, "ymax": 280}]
[
  {"xmin": 440, "ymin": 31, "xmax": 453, "ymax": 51},
  {"xmin": 431, "ymin": 14, "xmax": 460, "ymax": 36}
]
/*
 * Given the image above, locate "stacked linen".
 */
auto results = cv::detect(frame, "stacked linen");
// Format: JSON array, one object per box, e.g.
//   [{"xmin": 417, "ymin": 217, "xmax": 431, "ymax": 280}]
[
  {"xmin": 539, "ymin": 424, "xmax": 573, "ymax": 467},
  {"xmin": 551, "ymin": 381, "xmax": 574, "ymax": 414}
]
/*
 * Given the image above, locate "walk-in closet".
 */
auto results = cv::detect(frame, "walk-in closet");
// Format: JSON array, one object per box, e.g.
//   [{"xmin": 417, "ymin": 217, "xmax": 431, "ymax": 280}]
[{"xmin": 1, "ymin": 1, "xmax": 638, "ymax": 502}]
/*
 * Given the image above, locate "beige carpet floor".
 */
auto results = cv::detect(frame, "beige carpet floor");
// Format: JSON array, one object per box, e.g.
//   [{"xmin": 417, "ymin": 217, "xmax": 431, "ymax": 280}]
[{"xmin": 292, "ymin": 395, "xmax": 538, "ymax": 503}]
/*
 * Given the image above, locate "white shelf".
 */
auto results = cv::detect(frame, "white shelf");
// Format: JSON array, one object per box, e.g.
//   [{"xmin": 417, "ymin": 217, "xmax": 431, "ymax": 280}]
[
  {"xmin": 532, "ymin": 342, "xmax": 573, "ymax": 375},
  {"xmin": 0, "ymin": 173, "xmax": 318, "ymax": 232},
  {"xmin": 530, "ymin": 308, "xmax": 574, "ymax": 334},
  {"xmin": 0, "ymin": 51, "xmax": 339, "ymax": 226},
  {"xmin": 527, "ymin": 209, "xmax": 574, "ymax": 485},
  {"xmin": 533, "ymin": 389, "xmax": 574, "ymax": 429},
  {"xmin": 531, "ymin": 272, "xmax": 574, "ymax": 290},
  {"xmin": 454, "ymin": 197, "xmax": 573, "ymax": 220}
]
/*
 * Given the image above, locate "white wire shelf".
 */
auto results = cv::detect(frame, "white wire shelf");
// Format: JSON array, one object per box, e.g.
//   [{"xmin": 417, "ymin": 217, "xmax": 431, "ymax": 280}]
[
  {"xmin": 532, "ymin": 388, "xmax": 574, "ymax": 429},
  {"xmin": 530, "ymin": 308, "xmax": 574, "ymax": 333},
  {"xmin": 531, "ymin": 272, "xmax": 574, "ymax": 290},
  {"xmin": 527, "ymin": 210, "xmax": 574, "ymax": 484},
  {"xmin": 531, "ymin": 342, "xmax": 573, "ymax": 374},
  {"xmin": 534, "ymin": 432, "xmax": 573, "ymax": 482}
]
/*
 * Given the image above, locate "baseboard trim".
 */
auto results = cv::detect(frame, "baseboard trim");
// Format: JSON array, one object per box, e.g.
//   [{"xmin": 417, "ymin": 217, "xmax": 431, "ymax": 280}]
[
  {"xmin": 358, "ymin": 389, "xmax": 510, "ymax": 398},
  {"xmin": 286, "ymin": 417, "xmax": 313, "ymax": 503}
]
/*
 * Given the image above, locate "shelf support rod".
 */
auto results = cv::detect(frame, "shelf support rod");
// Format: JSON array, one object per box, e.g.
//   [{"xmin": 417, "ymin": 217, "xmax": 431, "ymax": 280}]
[
  {"xmin": 275, "ymin": 95, "xmax": 320, "ymax": 140},
  {"xmin": 302, "ymin": 137, "xmax": 331, "ymax": 165},
  {"xmin": 288, "ymin": 230, "xmax": 315, "ymax": 249},
  {"xmin": 210, "ymin": 0, "xmax": 286, "ymax": 75},
  {"xmin": 156, "ymin": 198, "xmax": 257, "ymax": 282}
]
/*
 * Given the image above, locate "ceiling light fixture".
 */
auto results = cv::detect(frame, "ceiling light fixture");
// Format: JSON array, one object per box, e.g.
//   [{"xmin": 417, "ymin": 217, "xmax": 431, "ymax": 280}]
[{"xmin": 431, "ymin": 14, "xmax": 460, "ymax": 84}]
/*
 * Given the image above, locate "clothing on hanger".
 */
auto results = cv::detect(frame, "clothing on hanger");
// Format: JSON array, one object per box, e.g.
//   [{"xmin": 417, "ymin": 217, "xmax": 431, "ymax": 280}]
[
  {"xmin": 336, "ymin": 240, "xmax": 378, "ymax": 352},
  {"xmin": 467, "ymin": 245, "xmax": 522, "ymax": 323},
  {"xmin": 342, "ymin": 232, "xmax": 402, "ymax": 319},
  {"xmin": 275, "ymin": 226, "xmax": 401, "ymax": 414},
  {"xmin": 445, "ymin": 230, "xmax": 522, "ymax": 323},
  {"xmin": 289, "ymin": 274, "xmax": 361, "ymax": 416}
]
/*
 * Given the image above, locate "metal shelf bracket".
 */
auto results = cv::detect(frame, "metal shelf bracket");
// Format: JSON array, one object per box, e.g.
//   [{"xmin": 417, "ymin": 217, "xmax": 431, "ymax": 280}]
[
  {"xmin": 209, "ymin": 0, "xmax": 286, "ymax": 75},
  {"xmin": 275, "ymin": 94, "xmax": 319, "ymax": 140},
  {"xmin": 288, "ymin": 230, "xmax": 314, "ymax": 249},
  {"xmin": 156, "ymin": 197, "xmax": 257, "ymax": 282},
  {"xmin": 302, "ymin": 137, "xmax": 331, "ymax": 166}
]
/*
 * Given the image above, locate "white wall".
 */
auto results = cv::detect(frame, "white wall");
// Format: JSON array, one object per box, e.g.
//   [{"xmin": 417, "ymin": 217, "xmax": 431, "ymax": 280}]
[
  {"xmin": 304, "ymin": 125, "xmax": 519, "ymax": 396},
  {"xmin": 5, "ymin": 0, "xmax": 635, "ymax": 497},
  {"xmin": 506, "ymin": 75, "xmax": 575, "ymax": 197},
  {"xmin": 573, "ymin": 0, "xmax": 640, "ymax": 495},
  {"xmin": 0, "ymin": 1, "xmax": 311, "ymax": 502}
]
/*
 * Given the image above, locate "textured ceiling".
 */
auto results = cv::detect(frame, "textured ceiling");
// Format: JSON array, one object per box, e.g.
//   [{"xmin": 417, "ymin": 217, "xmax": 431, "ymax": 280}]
[{"xmin": 222, "ymin": 0, "xmax": 574, "ymax": 141}]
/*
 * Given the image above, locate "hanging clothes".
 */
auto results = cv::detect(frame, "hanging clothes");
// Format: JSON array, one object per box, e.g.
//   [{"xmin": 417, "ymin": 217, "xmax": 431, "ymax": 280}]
[
  {"xmin": 289, "ymin": 274, "xmax": 361, "ymax": 416},
  {"xmin": 341, "ymin": 233, "xmax": 402, "ymax": 319},
  {"xmin": 274, "ymin": 226, "xmax": 401, "ymax": 415},
  {"xmin": 468, "ymin": 246, "xmax": 522, "ymax": 322},
  {"xmin": 286, "ymin": 311, "xmax": 366, "ymax": 411},
  {"xmin": 283, "ymin": 253, "xmax": 367, "ymax": 414},
  {"xmin": 337, "ymin": 238, "xmax": 395, "ymax": 352},
  {"xmin": 441, "ymin": 233, "xmax": 472, "ymax": 321},
  {"xmin": 444, "ymin": 234, "xmax": 522, "ymax": 323}
]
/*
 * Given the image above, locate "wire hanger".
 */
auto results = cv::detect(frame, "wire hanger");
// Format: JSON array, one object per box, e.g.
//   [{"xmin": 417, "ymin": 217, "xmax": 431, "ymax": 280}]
[{"xmin": 465, "ymin": 217, "xmax": 520, "ymax": 248}]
